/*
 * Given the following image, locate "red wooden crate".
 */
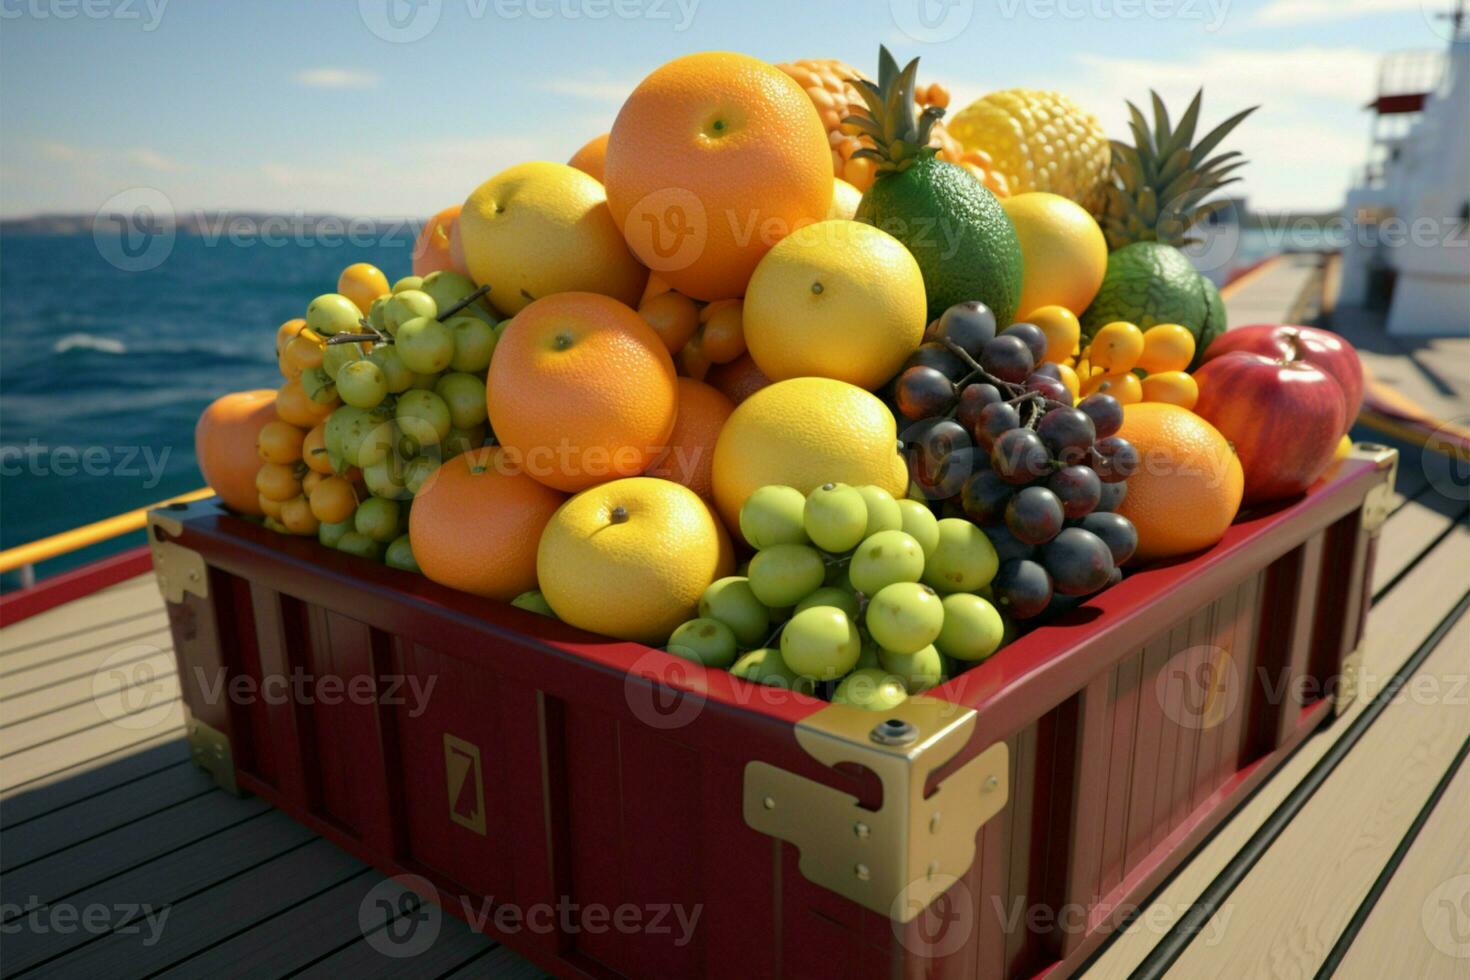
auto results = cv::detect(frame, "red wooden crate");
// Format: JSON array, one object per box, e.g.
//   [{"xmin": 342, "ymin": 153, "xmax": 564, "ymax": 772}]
[{"xmin": 150, "ymin": 445, "xmax": 1397, "ymax": 979}]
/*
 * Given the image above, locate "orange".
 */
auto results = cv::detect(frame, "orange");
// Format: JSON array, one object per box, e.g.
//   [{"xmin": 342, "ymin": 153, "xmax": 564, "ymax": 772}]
[
  {"xmin": 646, "ymin": 378, "xmax": 735, "ymax": 498},
  {"xmin": 195, "ymin": 389, "xmax": 278, "ymax": 515},
  {"xmin": 256, "ymin": 462, "xmax": 304, "ymax": 502},
  {"xmin": 537, "ymin": 477, "xmax": 733, "ymax": 643},
  {"xmin": 257, "ymin": 420, "xmax": 305, "ymax": 464},
  {"xmin": 302, "ymin": 470, "xmax": 325, "ymax": 496},
  {"xmin": 705, "ymin": 353, "xmax": 771, "ymax": 405},
  {"xmin": 308, "ymin": 475, "xmax": 358, "ymax": 524},
  {"xmin": 337, "ymin": 263, "xmax": 390, "ymax": 315},
  {"xmin": 487, "ymin": 292, "xmax": 678, "ymax": 493},
  {"xmin": 275, "ymin": 379, "xmax": 335, "ymax": 428},
  {"xmin": 302, "ymin": 423, "xmax": 334, "ymax": 474},
  {"xmin": 638, "ymin": 289, "xmax": 700, "ymax": 353},
  {"xmin": 604, "ymin": 51, "xmax": 832, "ymax": 301},
  {"xmin": 698, "ymin": 299, "xmax": 745, "ymax": 364},
  {"xmin": 1139, "ymin": 371, "xmax": 1198, "ymax": 409},
  {"xmin": 1114, "ymin": 403, "xmax": 1243, "ymax": 564},
  {"xmin": 410, "ymin": 447, "xmax": 565, "ymax": 601},
  {"xmin": 279, "ymin": 495, "xmax": 319, "ymax": 536},
  {"xmin": 1080, "ymin": 371, "xmax": 1142, "ymax": 404},
  {"xmin": 276, "ymin": 318, "xmax": 307, "ymax": 357},
  {"xmin": 568, "ymin": 132, "xmax": 610, "ymax": 183},
  {"xmin": 641, "ymin": 272, "xmax": 673, "ymax": 303},
  {"xmin": 258, "ymin": 493, "xmax": 284, "ymax": 519},
  {"xmin": 413, "ymin": 204, "xmax": 461, "ymax": 277}
]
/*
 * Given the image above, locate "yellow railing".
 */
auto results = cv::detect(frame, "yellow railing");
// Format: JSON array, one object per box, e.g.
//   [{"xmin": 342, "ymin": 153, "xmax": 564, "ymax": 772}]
[{"xmin": 0, "ymin": 486, "xmax": 215, "ymax": 585}]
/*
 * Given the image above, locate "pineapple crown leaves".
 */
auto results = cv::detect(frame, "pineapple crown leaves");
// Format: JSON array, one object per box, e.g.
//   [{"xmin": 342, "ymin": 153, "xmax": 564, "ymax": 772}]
[
  {"xmin": 841, "ymin": 45, "xmax": 943, "ymax": 175},
  {"xmin": 1103, "ymin": 88, "xmax": 1258, "ymax": 248}
]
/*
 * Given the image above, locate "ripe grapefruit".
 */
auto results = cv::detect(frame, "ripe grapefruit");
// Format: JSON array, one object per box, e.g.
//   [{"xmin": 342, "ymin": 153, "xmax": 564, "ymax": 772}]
[
  {"xmin": 604, "ymin": 51, "xmax": 832, "ymax": 301},
  {"xmin": 711, "ymin": 377, "xmax": 907, "ymax": 538},
  {"xmin": 743, "ymin": 219, "xmax": 926, "ymax": 390},
  {"xmin": 459, "ymin": 162, "xmax": 647, "ymax": 318},
  {"xmin": 487, "ymin": 292, "xmax": 678, "ymax": 492},
  {"xmin": 537, "ymin": 477, "xmax": 733, "ymax": 643},
  {"xmin": 1001, "ymin": 192, "xmax": 1108, "ymax": 316},
  {"xmin": 195, "ymin": 389, "xmax": 278, "ymax": 515},
  {"xmin": 1114, "ymin": 403, "xmax": 1244, "ymax": 563},
  {"xmin": 409, "ymin": 447, "xmax": 565, "ymax": 601}
]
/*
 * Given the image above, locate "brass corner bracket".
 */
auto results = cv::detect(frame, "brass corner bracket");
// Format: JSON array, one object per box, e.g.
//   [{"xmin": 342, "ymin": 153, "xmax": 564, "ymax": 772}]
[
  {"xmin": 185, "ymin": 707, "xmax": 240, "ymax": 795},
  {"xmin": 743, "ymin": 698, "xmax": 1008, "ymax": 922},
  {"xmin": 147, "ymin": 509, "xmax": 208, "ymax": 604},
  {"xmin": 1350, "ymin": 443, "xmax": 1399, "ymax": 535}
]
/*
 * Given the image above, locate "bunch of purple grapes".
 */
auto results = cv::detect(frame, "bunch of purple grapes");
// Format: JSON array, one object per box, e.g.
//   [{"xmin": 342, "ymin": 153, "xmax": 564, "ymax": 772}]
[{"xmin": 892, "ymin": 301, "xmax": 1141, "ymax": 621}]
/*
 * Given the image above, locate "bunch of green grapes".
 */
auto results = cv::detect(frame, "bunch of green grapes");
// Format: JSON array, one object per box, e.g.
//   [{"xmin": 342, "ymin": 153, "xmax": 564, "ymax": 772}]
[
  {"xmin": 665, "ymin": 482, "xmax": 1012, "ymax": 711},
  {"xmin": 290, "ymin": 267, "xmax": 504, "ymax": 573}
]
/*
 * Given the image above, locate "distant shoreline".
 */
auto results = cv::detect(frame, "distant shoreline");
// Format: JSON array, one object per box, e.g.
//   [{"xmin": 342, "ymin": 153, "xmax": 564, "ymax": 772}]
[{"xmin": 1, "ymin": 212, "xmax": 427, "ymax": 236}]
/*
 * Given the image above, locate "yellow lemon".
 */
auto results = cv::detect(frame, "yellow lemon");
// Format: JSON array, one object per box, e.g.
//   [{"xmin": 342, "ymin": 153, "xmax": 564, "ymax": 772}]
[
  {"xmin": 537, "ymin": 477, "xmax": 733, "ymax": 643},
  {"xmin": 827, "ymin": 178, "xmax": 863, "ymax": 220},
  {"xmin": 743, "ymin": 220, "xmax": 926, "ymax": 390},
  {"xmin": 1024, "ymin": 304, "xmax": 1082, "ymax": 364},
  {"xmin": 712, "ymin": 377, "xmax": 908, "ymax": 537},
  {"xmin": 1000, "ymin": 192, "xmax": 1108, "ymax": 316},
  {"xmin": 459, "ymin": 161, "xmax": 648, "ymax": 318}
]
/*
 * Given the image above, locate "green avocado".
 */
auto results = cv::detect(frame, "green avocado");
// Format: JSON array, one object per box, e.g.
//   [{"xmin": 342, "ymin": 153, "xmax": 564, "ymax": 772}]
[{"xmin": 856, "ymin": 156, "xmax": 1024, "ymax": 326}]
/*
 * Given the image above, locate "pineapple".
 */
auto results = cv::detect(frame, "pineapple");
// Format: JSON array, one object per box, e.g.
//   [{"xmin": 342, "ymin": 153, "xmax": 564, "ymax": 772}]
[
  {"xmin": 1097, "ymin": 90, "xmax": 1256, "ymax": 250},
  {"xmin": 948, "ymin": 89, "xmax": 1111, "ymax": 210},
  {"xmin": 778, "ymin": 58, "xmax": 1009, "ymax": 197},
  {"xmin": 845, "ymin": 47, "xmax": 1024, "ymax": 324}
]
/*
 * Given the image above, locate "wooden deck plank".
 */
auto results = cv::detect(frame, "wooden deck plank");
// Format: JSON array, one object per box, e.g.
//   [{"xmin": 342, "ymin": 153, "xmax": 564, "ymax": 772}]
[
  {"xmin": 34, "ymin": 838, "xmax": 366, "ymax": 980},
  {"xmin": 0, "ymin": 582, "xmax": 164, "ymax": 660},
  {"xmin": 293, "ymin": 909, "xmax": 500, "ymax": 980},
  {"xmin": 0, "ymin": 791, "xmax": 270, "ymax": 907},
  {"xmin": 1221, "ymin": 254, "xmax": 1321, "ymax": 327},
  {"xmin": 0, "ymin": 669, "xmax": 181, "ymax": 755},
  {"xmin": 0, "ymin": 733, "xmax": 189, "ymax": 826},
  {"xmin": 151, "ymin": 869, "xmax": 500, "ymax": 979},
  {"xmin": 0, "ymin": 636, "xmax": 172, "ymax": 704},
  {"xmin": 1082, "ymin": 523, "xmax": 1470, "ymax": 978},
  {"xmin": 1371, "ymin": 498, "xmax": 1465, "ymax": 595},
  {"xmin": 1337, "ymin": 755, "xmax": 1470, "ymax": 978},
  {"xmin": 0, "ymin": 809, "xmax": 315, "ymax": 975},
  {"xmin": 0, "ymin": 760, "xmax": 211, "ymax": 871},
  {"xmin": 1, "ymin": 648, "xmax": 177, "ymax": 728},
  {"xmin": 0, "ymin": 614, "xmax": 169, "ymax": 684},
  {"xmin": 1166, "ymin": 610, "xmax": 1470, "ymax": 977},
  {"xmin": 441, "ymin": 945, "xmax": 551, "ymax": 979},
  {"xmin": 0, "ymin": 699, "xmax": 183, "ymax": 792}
]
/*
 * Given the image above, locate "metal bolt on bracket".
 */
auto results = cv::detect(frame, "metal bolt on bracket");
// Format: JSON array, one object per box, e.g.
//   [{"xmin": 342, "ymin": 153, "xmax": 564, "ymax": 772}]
[{"xmin": 870, "ymin": 718, "xmax": 918, "ymax": 746}]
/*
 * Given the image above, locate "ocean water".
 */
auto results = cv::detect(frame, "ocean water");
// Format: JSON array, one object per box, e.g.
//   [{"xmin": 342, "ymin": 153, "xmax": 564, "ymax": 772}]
[{"xmin": 0, "ymin": 231, "xmax": 416, "ymax": 588}]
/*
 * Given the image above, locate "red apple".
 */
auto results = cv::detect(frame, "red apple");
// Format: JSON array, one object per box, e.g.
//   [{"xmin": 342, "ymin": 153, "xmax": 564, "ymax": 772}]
[
  {"xmin": 1192, "ymin": 352, "xmax": 1347, "ymax": 505},
  {"xmin": 1201, "ymin": 325, "xmax": 1362, "ymax": 432}
]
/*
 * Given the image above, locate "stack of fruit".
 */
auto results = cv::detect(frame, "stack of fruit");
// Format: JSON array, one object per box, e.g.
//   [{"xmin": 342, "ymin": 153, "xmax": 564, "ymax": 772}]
[{"xmin": 192, "ymin": 42, "xmax": 1368, "ymax": 710}]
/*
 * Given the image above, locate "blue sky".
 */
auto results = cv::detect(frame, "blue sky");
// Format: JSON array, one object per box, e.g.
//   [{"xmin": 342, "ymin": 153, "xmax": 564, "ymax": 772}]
[{"xmin": 0, "ymin": 0, "xmax": 1453, "ymax": 217}]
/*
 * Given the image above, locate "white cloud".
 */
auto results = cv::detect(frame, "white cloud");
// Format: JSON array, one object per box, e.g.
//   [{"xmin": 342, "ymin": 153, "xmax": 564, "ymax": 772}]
[
  {"xmin": 1253, "ymin": 0, "xmax": 1424, "ymax": 26},
  {"xmin": 537, "ymin": 76, "xmax": 638, "ymax": 104},
  {"xmin": 127, "ymin": 148, "xmax": 181, "ymax": 172},
  {"xmin": 294, "ymin": 68, "xmax": 379, "ymax": 90},
  {"xmin": 38, "ymin": 142, "xmax": 83, "ymax": 163}
]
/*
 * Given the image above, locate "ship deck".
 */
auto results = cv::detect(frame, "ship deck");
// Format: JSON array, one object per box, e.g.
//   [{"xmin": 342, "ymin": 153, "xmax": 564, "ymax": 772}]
[{"xmin": 2, "ymin": 253, "xmax": 1467, "ymax": 979}]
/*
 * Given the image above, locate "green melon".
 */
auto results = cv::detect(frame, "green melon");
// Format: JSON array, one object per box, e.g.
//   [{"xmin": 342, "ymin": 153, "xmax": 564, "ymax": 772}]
[
  {"xmin": 856, "ymin": 156, "xmax": 1025, "ymax": 326},
  {"xmin": 1081, "ymin": 242, "xmax": 1224, "ymax": 362}
]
